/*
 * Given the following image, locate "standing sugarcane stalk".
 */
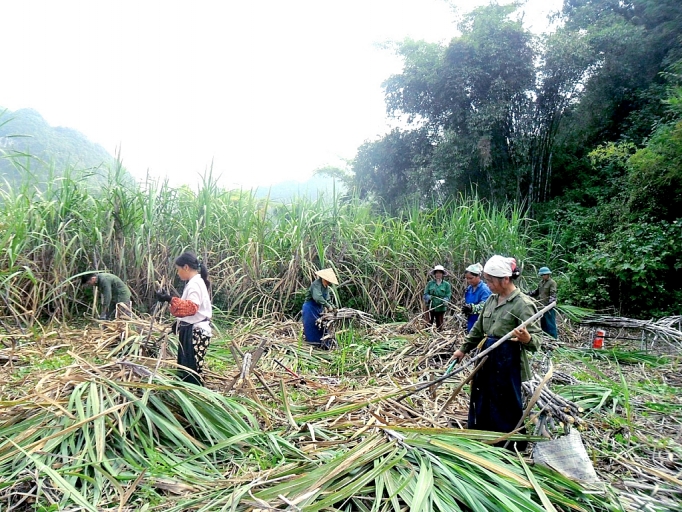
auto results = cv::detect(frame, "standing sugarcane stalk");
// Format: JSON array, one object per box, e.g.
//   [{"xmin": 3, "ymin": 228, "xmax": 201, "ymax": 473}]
[
  {"xmin": 145, "ymin": 276, "xmax": 170, "ymax": 355},
  {"xmin": 0, "ymin": 293, "xmax": 26, "ymax": 335},
  {"xmin": 144, "ymin": 301, "xmax": 164, "ymax": 353}
]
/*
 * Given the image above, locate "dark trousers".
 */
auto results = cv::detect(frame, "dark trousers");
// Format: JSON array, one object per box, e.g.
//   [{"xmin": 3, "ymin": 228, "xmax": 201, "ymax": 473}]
[
  {"xmin": 541, "ymin": 309, "xmax": 558, "ymax": 338},
  {"xmin": 302, "ymin": 300, "xmax": 325, "ymax": 343},
  {"xmin": 468, "ymin": 336, "xmax": 527, "ymax": 450},
  {"xmin": 429, "ymin": 311, "xmax": 445, "ymax": 329},
  {"xmin": 177, "ymin": 323, "xmax": 202, "ymax": 386}
]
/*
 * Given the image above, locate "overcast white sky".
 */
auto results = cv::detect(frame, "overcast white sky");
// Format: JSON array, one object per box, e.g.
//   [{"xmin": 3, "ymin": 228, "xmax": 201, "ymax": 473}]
[{"xmin": 1, "ymin": 0, "xmax": 562, "ymax": 190}]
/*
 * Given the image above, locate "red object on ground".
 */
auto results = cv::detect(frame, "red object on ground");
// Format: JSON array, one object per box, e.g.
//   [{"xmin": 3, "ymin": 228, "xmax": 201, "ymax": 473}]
[{"xmin": 592, "ymin": 329, "xmax": 605, "ymax": 349}]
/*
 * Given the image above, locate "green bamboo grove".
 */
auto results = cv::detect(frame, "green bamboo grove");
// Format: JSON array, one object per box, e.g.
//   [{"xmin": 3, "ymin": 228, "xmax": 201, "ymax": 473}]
[{"xmin": 0, "ymin": 167, "xmax": 551, "ymax": 324}]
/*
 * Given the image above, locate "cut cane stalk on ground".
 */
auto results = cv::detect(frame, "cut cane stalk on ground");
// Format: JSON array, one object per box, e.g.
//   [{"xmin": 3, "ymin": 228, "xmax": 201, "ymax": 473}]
[{"xmin": 2, "ymin": 310, "xmax": 677, "ymax": 510}]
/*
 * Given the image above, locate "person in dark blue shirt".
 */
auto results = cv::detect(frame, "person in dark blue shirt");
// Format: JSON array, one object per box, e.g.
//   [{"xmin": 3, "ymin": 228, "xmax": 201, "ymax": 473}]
[{"xmin": 461, "ymin": 263, "xmax": 492, "ymax": 332}]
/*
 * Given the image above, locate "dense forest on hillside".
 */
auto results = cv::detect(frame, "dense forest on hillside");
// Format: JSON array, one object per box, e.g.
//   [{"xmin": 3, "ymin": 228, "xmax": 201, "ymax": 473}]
[
  {"xmin": 346, "ymin": 0, "xmax": 682, "ymax": 318},
  {"xmin": 0, "ymin": 107, "xmax": 130, "ymax": 187}
]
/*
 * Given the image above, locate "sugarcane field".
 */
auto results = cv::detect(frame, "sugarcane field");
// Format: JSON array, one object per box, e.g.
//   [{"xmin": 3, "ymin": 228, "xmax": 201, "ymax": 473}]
[
  {"xmin": 3, "ymin": 1, "xmax": 682, "ymax": 508},
  {"xmin": 0, "ymin": 175, "xmax": 682, "ymax": 512}
]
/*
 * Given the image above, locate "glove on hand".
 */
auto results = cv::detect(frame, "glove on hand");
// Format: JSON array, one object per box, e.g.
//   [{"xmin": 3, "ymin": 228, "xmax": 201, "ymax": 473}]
[
  {"xmin": 98, "ymin": 312, "xmax": 108, "ymax": 320},
  {"xmin": 528, "ymin": 289, "xmax": 539, "ymax": 298},
  {"xmin": 461, "ymin": 303, "xmax": 473, "ymax": 315},
  {"xmin": 423, "ymin": 294, "xmax": 431, "ymax": 303},
  {"xmin": 155, "ymin": 290, "xmax": 173, "ymax": 303}
]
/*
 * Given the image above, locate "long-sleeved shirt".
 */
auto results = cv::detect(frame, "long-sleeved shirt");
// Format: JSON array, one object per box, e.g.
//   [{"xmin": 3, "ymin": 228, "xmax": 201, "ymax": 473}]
[
  {"xmin": 459, "ymin": 288, "xmax": 542, "ymax": 381},
  {"xmin": 533, "ymin": 278, "xmax": 557, "ymax": 306},
  {"xmin": 96, "ymin": 273, "xmax": 131, "ymax": 315},
  {"xmin": 424, "ymin": 279, "xmax": 452, "ymax": 312},
  {"xmin": 305, "ymin": 278, "xmax": 332, "ymax": 307},
  {"xmin": 464, "ymin": 281, "xmax": 492, "ymax": 331}
]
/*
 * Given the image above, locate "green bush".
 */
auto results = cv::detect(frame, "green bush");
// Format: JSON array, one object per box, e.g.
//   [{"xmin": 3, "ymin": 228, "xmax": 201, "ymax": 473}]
[
  {"xmin": 564, "ymin": 220, "xmax": 682, "ymax": 317},
  {"xmin": 628, "ymin": 120, "xmax": 682, "ymax": 221}
]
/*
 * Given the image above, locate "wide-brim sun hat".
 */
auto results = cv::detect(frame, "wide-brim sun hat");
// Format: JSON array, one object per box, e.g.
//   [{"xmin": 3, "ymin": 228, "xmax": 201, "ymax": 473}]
[
  {"xmin": 316, "ymin": 268, "xmax": 339, "ymax": 285},
  {"xmin": 538, "ymin": 266, "xmax": 552, "ymax": 275},
  {"xmin": 429, "ymin": 264, "xmax": 449, "ymax": 276}
]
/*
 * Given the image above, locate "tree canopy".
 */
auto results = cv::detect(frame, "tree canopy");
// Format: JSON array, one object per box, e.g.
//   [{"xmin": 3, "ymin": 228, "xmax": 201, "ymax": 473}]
[
  {"xmin": 354, "ymin": 3, "xmax": 538, "ymax": 210},
  {"xmin": 351, "ymin": 0, "xmax": 682, "ymax": 317}
]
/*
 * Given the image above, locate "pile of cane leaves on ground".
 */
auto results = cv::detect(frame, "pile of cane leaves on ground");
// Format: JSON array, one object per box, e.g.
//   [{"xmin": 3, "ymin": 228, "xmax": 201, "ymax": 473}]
[
  {"xmin": 0, "ymin": 361, "xmax": 303, "ymax": 509},
  {"xmin": 1, "ymin": 316, "xmax": 680, "ymax": 511}
]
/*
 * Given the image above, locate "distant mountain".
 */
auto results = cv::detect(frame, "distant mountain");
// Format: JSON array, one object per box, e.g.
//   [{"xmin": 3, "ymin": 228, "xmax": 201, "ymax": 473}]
[
  {"xmin": 252, "ymin": 174, "xmax": 346, "ymax": 201},
  {"xmin": 0, "ymin": 106, "xmax": 129, "ymax": 188}
]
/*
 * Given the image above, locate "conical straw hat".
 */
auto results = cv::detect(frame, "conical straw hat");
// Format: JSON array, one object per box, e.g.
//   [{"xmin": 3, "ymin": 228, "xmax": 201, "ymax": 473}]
[{"xmin": 316, "ymin": 268, "xmax": 339, "ymax": 285}]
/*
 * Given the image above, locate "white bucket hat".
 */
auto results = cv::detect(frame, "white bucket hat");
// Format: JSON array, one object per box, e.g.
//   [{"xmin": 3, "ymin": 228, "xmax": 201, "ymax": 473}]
[{"xmin": 315, "ymin": 268, "xmax": 339, "ymax": 285}]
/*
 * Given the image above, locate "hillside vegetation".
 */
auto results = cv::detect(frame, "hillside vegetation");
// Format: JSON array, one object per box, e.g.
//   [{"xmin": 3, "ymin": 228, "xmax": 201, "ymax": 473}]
[
  {"xmin": 347, "ymin": 0, "xmax": 682, "ymax": 318},
  {"xmin": 0, "ymin": 106, "xmax": 130, "ymax": 188}
]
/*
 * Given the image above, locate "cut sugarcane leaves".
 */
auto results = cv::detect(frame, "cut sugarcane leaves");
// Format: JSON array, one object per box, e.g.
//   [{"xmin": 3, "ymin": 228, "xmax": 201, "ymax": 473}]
[{"xmin": 2, "ymin": 307, "xmax": 680, "ymax": 509}]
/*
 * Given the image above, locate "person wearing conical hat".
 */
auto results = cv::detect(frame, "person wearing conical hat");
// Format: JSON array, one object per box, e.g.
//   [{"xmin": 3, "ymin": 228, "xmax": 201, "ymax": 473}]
[
  {"xmin": 461, "ymin": 262, "xmax": 492, "ymax": 333},
  {"xmin": 302, "ymin": 268, "xmax": 339, "ymax": 348},
  {"xmin": 423, "ymin": 264, "xmax": 452, "ymax": 331},
  {"xmin": 528, "ymin": 266, "xmax": 558, "ymax": 338}
]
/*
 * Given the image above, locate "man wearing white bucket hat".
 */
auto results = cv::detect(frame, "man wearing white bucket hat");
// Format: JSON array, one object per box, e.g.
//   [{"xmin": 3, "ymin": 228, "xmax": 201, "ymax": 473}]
[
  {"xmin": 302, "ymin": 268, "xmax": 339, "ymax": 348},
  {"xmin": 423, "ymin": 264, "xmax": 452, "ymax": 330},
  {"xmin": 453, "ymin": 255, "xmax": 542, "ymax": 450}
]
